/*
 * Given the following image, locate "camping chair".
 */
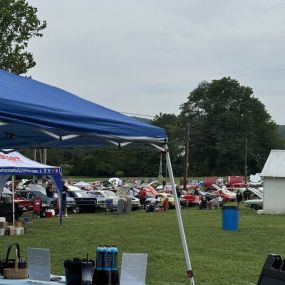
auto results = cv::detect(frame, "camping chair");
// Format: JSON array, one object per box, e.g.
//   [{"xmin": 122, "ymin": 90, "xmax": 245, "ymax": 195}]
[
  {"xmin": 21, "ymin": 211, "xmax": 33, "ymax": 232},
  {"xmin": 208, "ymin": 197, "xmax": 220, "ymax": 210},
  {"xmin": 120, "ymin": 253, "xmax": 148, "ymax": 285},
  {"xmin": 105, "ymin": 198, "xmax": 114, "ymax": 214}
]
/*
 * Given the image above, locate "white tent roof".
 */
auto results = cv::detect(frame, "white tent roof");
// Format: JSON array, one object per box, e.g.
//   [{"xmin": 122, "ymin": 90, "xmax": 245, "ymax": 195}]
[
  {"xmin": 0, "ymin": 150, "xmax": 58, "ymax": 169},
  {"xmin": 261, "ymin": 150, "xmax": 285, "ymax": 178}
]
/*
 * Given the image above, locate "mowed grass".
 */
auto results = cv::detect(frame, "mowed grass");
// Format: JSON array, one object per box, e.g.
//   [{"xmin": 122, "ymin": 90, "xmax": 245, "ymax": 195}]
[{"xmin": 0, "ymin": 206, "xmax": 284, "ymax": 285}]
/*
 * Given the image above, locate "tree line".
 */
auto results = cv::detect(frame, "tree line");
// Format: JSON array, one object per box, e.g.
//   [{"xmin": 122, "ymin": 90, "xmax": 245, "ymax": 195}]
[
  {"xmin": 29, "ymin": 77, "xmax": 282, "ymax": 178},
  {"xmin": 1, "ymin": 1, "xmax": 284, "ymax": 178}
]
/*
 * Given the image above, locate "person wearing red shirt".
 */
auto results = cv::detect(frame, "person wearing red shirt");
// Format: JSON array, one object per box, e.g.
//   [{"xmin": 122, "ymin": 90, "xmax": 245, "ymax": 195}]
[{"xmin": 138, "ymin": 188, "xmax": 147, "ymax": 209}]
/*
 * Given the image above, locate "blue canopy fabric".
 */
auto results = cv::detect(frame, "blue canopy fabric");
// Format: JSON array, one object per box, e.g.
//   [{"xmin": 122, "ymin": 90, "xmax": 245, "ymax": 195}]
[{"xmin": 0, "ymin": 69, "xmax": 167, "ymax": 149}]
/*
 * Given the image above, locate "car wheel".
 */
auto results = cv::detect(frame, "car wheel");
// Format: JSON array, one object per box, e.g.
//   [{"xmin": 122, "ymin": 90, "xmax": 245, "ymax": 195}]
[
  {"xmin": 73, "ymin": 206, "xmax": 80, "ymax": 213},
  {"xmin": 252, "ymin": 204, "xmax": 260, "ymax": 211}
]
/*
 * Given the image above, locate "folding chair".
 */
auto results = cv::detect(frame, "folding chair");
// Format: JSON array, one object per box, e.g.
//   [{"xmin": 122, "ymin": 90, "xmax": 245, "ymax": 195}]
[
  {"xmin": 105, "ymin": 198, "xmax": 114, "ymax": 214},
  {"xmin": 208, "ymin": 197, "xmax": 220, "ymax": 210},
  {"xmin": 120, "ymin": 253, "xmax": 148, "ymax": 285},
  {"xmin": 21, "ymin": 211, "xmax": 33, "ymax": 232}
]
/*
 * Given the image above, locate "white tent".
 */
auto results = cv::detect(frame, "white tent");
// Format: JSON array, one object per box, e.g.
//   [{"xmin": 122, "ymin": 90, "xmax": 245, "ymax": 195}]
[
  {"xmin": 0, "ymin": 150, "xmax": 62, "ymax": 224},
  {"xmin": 261, "ymin": 150, "xmax": 285, "ymax": 214}
]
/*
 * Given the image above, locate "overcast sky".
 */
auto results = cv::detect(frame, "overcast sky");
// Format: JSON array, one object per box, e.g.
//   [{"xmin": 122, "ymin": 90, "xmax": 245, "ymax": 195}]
[{"xmin": 27, "ymin": 0, "xmax": 285, "ymax": 124}]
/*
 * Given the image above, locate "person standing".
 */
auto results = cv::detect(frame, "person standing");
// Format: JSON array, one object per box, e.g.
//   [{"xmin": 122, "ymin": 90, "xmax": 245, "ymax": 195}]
[
  {"xmin": 138, "ymin": 187, "xmax": 147, "ymax": 209},
  {"xmin": 46, "ymin": 182, "xmax": 54, "ymax": 198},
  {"xmin": 236, "ymin": 190, "xmax": 243, "ymax": 207},
  {"xmin": 243, "ymin": 187, "xmax": 251, "ymax": 201},
  {"xmin": 127, "ymin": 188, "xmax": 134, "ymax": 197}
]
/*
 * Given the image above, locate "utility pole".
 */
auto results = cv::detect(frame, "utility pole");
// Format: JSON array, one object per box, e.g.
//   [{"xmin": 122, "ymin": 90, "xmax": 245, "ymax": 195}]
[
  {"xmin": 244, "ymin": 137, "xmax": 248, "ymax": 180},
  {"xmin": 183, "ymin": 123, "xmax": 190, "ymax": 190}
]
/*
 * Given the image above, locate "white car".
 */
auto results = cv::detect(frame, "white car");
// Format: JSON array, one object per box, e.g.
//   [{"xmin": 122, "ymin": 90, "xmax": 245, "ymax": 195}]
[
  {"xmin": 65, "ymin": 184, "xmax": 81, "ymax": 191},
  {"xmin": 108, "ymin": 177, "xmax": 123, "ymax": 187},
  {"xmin": 245, "ymin": 187, "xmax": 263, "ymax": 210},
  {"xmin": 88, "ymin": 190, "xmax": 120, "ymax": 207},
  {"xmin": 245, "ymin": 199, "xmax": 263, "ymax": 210},
  {"xmin": 124, "ymin": 195, "xmax": 140, "ymax": 210}
]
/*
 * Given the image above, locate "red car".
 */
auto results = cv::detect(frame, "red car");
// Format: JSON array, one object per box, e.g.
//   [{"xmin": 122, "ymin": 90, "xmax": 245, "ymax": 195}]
[
  {"xmin": 180, "ymin": 193, "xmax": 200, "ymax": 206},
  {"xmin": 226, "ymin": 176, "xmax": 246, "ymax": 188},
  {"xmin": 14, "ymin": 195, "xmax": 33, "ymax": 211},
  {"xmin": 204, "ymin": 176, "xmax": 218, "ymax": 190},
  {"xmin": 212, "ymin": 189, "xmax": 235, "ymax": 202}
]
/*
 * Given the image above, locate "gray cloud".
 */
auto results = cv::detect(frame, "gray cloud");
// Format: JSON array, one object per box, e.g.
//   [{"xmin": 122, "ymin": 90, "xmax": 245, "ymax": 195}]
[{"xmin": 27, "ymin": 0, "xmax": 285, "ymax": 123}]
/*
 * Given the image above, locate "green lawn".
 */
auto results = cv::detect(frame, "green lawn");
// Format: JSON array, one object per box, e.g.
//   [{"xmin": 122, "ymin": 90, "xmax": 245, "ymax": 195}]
[{"xmin": 0, "ymin": 205, "xmax": 284, "ymax": 285}]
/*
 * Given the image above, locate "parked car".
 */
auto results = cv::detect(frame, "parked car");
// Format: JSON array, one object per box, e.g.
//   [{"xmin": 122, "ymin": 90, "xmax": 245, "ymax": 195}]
[
  {"xmin": 245, "ymin": 188, "xmax": 263, "ymax": 210},
  {"xmin": 14, "ymin": 194, "xmax": 33, "ymax": 211},
  {"xmin": 145, "ymin": 195, "xmax": 160, "ymax": 205},
  {"xmin": 66, "ymin": 190, "xmax": 97, "ymax": 212},
  {"xmin": 15, "ymin": 188, "xmax": 54, "ymax": 208},
  {"xmin": 180, "ymin": 193, "xmax": 200, "ymax": 207},
  {"xmin": 52, "ymin": 193, "xmax": 77, "ymax": 214},
  {"xmin": 124, "ymin": 195, "xmax": 140, "ymax": 210},
  {"xmin": 204, "ymin": 176, "xmax": 218, "ymax": 190},
  {"xmin": 226, "ymin": 176, "xmax": 246, "ymax": 188},
  {"xmin": 87, "ymin": 190, "xmax": 109, "ymax": 209},
  {"xmin": 212, "ymin": 185, "xmax": 236, "ymax": 202},
  {"xmin": 245, "ymin": 198, "xmax": 263, "ymax": 210},
  {"xmin": 157, "ymin": 193, "xmax": 176, "ymax": 209},
  {"xmin": 87, "ymin": 190, "xmax": 120, "ymax": 208}
]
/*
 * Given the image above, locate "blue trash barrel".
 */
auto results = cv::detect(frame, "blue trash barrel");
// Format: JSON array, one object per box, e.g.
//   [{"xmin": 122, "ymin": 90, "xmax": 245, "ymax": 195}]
[{"xmin": 222, "ymin": 206, "xmax": 239, "ymax": 231}]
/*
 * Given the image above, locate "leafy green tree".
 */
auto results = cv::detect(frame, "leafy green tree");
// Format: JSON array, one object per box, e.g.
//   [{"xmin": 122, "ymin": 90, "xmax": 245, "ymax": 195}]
[
  {"xmin": 0, "ymin": 0, "xmax": 46, "ymax": 74},
  {"xmin": 180, "ymin": 77, "xmax": 284, "ymax": 176}
]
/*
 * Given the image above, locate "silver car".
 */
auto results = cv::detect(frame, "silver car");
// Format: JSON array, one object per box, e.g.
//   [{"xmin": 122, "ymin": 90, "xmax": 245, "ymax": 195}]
[
  {"xmin": 245, "ymin": 187, "xmax": 263, "ymax": 210},
  {"xmin": 245, "ymin": 198, "xmax": 263, "ymax": 210}
]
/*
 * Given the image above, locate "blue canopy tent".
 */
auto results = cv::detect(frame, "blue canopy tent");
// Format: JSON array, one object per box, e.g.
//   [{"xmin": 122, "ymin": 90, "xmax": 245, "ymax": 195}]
[
  {"xmin": 0, "ymin": 70, "xmax": 166, "ymax": 148},
  {"xmin": 0, "ymin": 69, "xmax": 194, "ymax": 284}
]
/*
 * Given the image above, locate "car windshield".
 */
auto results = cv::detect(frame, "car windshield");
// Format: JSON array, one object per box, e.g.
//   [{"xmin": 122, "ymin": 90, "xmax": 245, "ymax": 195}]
[
  {"xmin": 28, "ymin": 184, "xmax": 46, "ymax": 195},
  {"xmin": 88, "ymin": 191, "xmax": 102, "ymax": 197}
]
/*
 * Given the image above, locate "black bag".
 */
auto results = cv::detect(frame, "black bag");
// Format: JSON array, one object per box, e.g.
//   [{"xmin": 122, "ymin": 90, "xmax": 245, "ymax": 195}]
[
  {"xmin": 0, "ymin": 243, "xmax": 27, "ymax": 275},
  {"xmin": 257, "ymin": 254, "xmax": 285, "ymax": 284}
]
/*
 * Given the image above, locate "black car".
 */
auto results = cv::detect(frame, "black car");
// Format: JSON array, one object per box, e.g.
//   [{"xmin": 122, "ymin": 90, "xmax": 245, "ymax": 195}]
[{"xmin": 66, "ymin": 190, "xmax": 97, "ymax": 213}]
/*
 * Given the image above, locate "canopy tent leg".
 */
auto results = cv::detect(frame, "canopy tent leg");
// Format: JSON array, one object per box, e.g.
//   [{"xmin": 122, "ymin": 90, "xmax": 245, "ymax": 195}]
[
  {"xmin": 165, "ymin": 146, "xmax": 195, "ymax": 285},
  {"xmin": 49, "ymin": 174, "xmax": 62, "ymax": 225},
  {"xmin": 12, "ymin": 175, "xmax": 15, "ymax": 226}
]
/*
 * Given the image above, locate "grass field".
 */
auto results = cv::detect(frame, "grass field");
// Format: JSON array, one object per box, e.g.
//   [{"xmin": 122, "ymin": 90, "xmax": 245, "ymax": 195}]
[{"xmin": 0, "ymin": 204, "xmax": 284, "ymax": 285}]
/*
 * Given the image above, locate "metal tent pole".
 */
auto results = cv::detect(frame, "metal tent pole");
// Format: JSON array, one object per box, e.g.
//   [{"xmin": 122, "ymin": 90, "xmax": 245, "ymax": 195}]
[
  {"xmin": 164, "ymin": 145, "xmax": 195, "ymax": 285},
  {"xmin": 12, "ymin": 175, "xmax": 15, "ymax": 226}
]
